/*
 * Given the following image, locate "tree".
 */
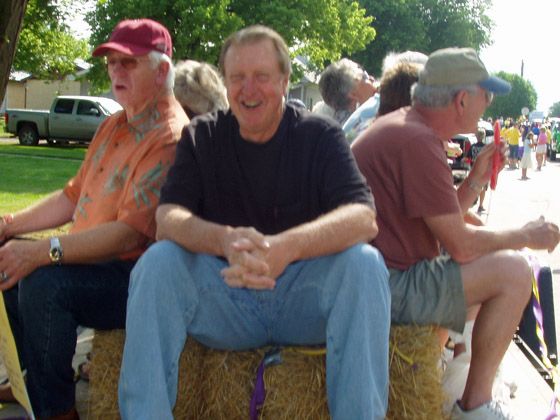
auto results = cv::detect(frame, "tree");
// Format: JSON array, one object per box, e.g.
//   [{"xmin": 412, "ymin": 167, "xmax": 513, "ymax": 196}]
[
  {"xmin": 351, "ymin": 0, "xmax": 493, "ymax": 76},
  {"xmin": 86, "ymin": 0, "xmax": 376, "ymax": 92},
  {"xmin": 484, "ymin": 71, "xmax": 537, "ymax": 120},
  {"xmin": 0, "ymin": 0, "xmax": 28, "ymax": 104},
  {"xmin": 14, "ymin": 0, "xmax": 89, "ymax": 80},
  {"xmin": 549, "ymin": 101, "xmax": 560, "ymax": 118}
]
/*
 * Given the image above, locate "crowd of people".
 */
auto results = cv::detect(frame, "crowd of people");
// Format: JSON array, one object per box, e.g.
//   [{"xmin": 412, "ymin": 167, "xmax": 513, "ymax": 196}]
[
  {"xmin": 499, "ymin": 118, "xmax": 555, "ymax": 180},
  {"xmin": 0, "ymin": 18, "xmax": 559, "ymax": 420}
]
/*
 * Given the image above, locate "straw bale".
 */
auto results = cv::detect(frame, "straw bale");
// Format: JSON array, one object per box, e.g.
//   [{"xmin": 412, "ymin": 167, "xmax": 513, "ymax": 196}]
[
  {"xmin": 89, "ymin": 325, "xmax": 444, "ymax": 419},
  {"xmin": 387, "ymin": 325, "xmax": 445, "ymax": 420}
]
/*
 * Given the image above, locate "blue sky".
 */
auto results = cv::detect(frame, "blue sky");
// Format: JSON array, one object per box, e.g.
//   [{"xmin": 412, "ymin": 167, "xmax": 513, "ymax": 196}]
[{"xmin": 480, "ymin": 0, "xmax": 559, "ymax": 113}]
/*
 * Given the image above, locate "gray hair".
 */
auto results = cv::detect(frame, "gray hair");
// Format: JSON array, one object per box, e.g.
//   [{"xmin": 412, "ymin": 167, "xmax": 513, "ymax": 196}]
[
  {"xmin": 148, "ymin": 51, "xmax": 175, "ymax": 91},
  {"xmin": 411, "ymin": 82, "xmax": 478, "ymax": 108},
  {"xmin": 382, "ymin": 51, "xmax": 428, "ymax": 76},
  {"xmin": 318, "ymin": 58, "xmax": 362, "ymax": 111},
  {"xmin": 173, "ymin": 60, "xmax": 228, "ymax": 116},
  {"xmin": 219, "ymin": 25, "xmax": 291, "ymax": 77}
]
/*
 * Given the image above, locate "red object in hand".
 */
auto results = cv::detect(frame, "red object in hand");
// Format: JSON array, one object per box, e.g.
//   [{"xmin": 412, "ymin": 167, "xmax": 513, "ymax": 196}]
[{"xmin": 490, "ymin": 120, "xmax": 501, "ymax": 190}]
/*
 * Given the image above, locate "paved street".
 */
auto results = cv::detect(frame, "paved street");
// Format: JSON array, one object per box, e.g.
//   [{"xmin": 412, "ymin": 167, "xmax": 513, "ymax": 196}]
[
  {"xmin": 480, "ymin": 157, "xmax": 560, "ymax": 418},
  {"xmin": 0, "ymin": 147, "xmax": 559, "ymax": 418}
]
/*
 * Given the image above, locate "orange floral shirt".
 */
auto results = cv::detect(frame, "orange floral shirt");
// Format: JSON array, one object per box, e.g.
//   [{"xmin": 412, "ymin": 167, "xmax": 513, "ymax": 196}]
[{"xmin": 63, "ymin": 95, "xmax": 189, "ymax": 260}]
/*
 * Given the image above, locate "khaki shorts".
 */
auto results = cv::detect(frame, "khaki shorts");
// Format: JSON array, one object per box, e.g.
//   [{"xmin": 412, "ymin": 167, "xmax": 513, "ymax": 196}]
[{"xmin": 389, "ymin": 255, "xmax": 466, "ymax": 333}]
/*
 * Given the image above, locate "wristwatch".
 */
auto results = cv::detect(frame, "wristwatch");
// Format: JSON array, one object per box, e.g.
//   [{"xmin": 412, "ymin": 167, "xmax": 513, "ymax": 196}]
[{"xmin": 49, "ymin": 237, "xmax": 64, "ymax": 264}]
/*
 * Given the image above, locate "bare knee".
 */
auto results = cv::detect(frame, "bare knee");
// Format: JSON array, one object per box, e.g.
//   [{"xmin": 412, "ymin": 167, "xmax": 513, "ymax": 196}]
[
  {"xmin": 463, "ymin": 250, "xmax": 532, "ymax": 307},
  {"xmin": 494, "ymin": 250, "xmax": 532, "ymax": 304}
]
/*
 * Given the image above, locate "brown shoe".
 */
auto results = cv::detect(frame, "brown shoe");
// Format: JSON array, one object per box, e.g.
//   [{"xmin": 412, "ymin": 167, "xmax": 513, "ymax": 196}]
[{"xmin": 0, "ymin": 381, "xmax": 16, "ymax": 403}]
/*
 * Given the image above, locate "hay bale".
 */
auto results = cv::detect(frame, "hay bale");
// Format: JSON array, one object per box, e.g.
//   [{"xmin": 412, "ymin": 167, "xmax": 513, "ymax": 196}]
[
  {"xmin": 387, "ymin": 325, "xmax": 445, "ymax": 420},
  {"xmin": 89, "ymin": 326, "xmax": 444, "ymax": 419}
]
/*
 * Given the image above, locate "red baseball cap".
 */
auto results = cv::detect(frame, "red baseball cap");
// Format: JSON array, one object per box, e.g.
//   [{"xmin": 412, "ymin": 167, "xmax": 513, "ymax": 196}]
[{"xmin": 92, "ymin": 18, "xmax": 172, "ymax": 58}]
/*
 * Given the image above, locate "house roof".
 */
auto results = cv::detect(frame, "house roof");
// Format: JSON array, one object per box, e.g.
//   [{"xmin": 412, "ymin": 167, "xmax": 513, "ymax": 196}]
[
  {"xmin": 9, "ymin": 71, "xmax": 32, "ymax": 82},
  {"xmin": 9, "ymin": 59, "xmax": 91, "ymax": 81}
]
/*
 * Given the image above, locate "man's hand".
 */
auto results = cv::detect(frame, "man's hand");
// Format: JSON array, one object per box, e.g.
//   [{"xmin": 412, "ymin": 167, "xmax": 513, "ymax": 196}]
[
  {"xmin": 469, "ymin": 141, "xmax": 507, "ymax": 184},
  {"xmin": 0, "ymin": 215, "xmax": 12, "ymax": 244},
  {"xmin": 522, "ymin": 216, "xmax": 560, "ymax": 253},
  {"xmin": 0, "ymin": 240, "xmax": 45, "ymax": 291},
  {"xmin": 220, "ymin": 227, "xmax": 275, "ymax": 289}
]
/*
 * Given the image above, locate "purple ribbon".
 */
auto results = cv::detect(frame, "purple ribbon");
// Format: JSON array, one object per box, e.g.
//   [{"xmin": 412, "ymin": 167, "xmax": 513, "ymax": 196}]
[
  {"xmin": 249, "ymin": 348, "xmax": 282, "ymax": 420},
  {"xmin": 249, "ymin": 360, "xmax": 266, "ymax": 420},
  {"xmin": 522, "ymin": 251, "xmax": 559, "ymax": 420}
]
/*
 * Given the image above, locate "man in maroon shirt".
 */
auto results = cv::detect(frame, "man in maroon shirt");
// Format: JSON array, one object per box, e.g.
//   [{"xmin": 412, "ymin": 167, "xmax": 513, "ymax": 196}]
[{"xmin": 353, "ymin": 48, "xmax": 560, "ymax": 420}]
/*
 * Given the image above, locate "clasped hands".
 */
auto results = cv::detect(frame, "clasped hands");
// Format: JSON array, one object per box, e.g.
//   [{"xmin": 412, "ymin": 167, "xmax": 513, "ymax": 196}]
[{"xmin": 220, "ymin": 227, "xmax": 289, "ymax": 290}]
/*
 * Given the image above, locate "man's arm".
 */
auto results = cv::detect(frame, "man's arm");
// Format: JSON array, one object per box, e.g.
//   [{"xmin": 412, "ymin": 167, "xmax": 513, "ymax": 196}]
[
  {"xmin": 157, "ymin": 202, "xmax": 378, "ymax": 289},
  {"xmin": 425, "ymin": 212, "xmax": 560, "ymax": 264},
  {"xmin": 456, "ymin": 141, "xmax": 506, "ymax": 214},
  {"xmin": 0, "ymin": 190, "xmax": 75, "ymax": 242},
  {"xmin": 266, "ymin": 203, "xmax": 377, "ymax": 268},
  {"xmin": 0, "ymin": 221, "xmax": 145, "ymax": 290},
  {"xmin": 223, "ymin": 203, "xmax": 378, "ymax": 284}
]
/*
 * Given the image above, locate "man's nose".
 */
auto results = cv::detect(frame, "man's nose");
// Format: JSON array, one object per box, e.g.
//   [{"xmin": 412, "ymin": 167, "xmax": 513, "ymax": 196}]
[{"xmin": 242, "ymin": 77, "xmax": 256, "ymax": 93}]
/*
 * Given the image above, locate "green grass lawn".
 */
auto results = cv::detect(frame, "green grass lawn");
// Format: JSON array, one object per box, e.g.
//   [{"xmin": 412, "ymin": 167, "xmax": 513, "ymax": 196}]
[
  {"xmin": 0, "ymin": 146, "xmax": 83, "ymax": 214},
  {"xmin": 0, "ymin": 143, "xmax": 86, "ymax": 160}
]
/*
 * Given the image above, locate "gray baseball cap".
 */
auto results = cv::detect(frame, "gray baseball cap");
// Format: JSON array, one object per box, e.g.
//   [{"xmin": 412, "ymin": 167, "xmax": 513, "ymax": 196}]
[{"xmin": 418, "ymin": 47, "xmax": 511, "ymax": 95}]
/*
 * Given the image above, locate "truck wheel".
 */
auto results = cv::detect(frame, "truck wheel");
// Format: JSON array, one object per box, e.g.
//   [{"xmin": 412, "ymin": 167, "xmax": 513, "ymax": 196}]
[{"xmin": 18, "ymin": 124, "xmax": 39, "ymax": 146}]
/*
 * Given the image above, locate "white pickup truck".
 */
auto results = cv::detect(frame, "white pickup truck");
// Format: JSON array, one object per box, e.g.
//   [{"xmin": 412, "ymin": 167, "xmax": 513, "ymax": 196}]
[{"xmin": 4, "ymin": 95, "xmax": 122, "ymax": 145}]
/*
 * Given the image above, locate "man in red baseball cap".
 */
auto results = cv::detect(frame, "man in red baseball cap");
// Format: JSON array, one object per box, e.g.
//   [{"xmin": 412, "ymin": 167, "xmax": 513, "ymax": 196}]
[
  {"xmin": 93, "ymin": 18, "xmax": 173, "ymax": 58},
  {"xmin": 0, "ymin": 18, "xmax": 188, "ymax": 419}
]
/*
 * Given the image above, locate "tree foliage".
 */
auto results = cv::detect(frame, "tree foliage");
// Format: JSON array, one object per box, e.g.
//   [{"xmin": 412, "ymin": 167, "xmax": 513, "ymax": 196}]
[
  {"xmin": 351, "ymin": 0, "xmax": 493, "ymax": 76},
  {"xmin": 86, "ymin": 0, "xmax": 375, "ymax": 92},
  {"xmin": 484, "ymin": 72, "xmax": 537, "ymax": 120},
  {"xmin": 13, "ymin": 0, "xmax": 89, "ymax": 79},
  {"xmin": 549, "ymin": 101, "xmax": 560, "ymax": 118}
]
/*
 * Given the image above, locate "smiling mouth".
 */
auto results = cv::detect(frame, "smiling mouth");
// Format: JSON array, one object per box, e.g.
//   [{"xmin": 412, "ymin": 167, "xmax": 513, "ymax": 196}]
[{"xmin": 242, "ymin": 100, "xmax": 261, "ymax": 109}]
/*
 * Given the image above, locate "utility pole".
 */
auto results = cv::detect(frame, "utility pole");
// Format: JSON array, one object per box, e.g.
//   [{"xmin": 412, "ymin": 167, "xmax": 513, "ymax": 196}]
[{"xmin": 521, "ymin": 59, "xmax": 524, "ymax": 78}]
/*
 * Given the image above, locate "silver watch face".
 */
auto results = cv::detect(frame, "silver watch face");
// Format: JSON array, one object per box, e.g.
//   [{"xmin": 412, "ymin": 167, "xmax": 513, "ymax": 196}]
[{"xmin": 50, "ymin": 247, "xmax": 62, "ymax": 262}]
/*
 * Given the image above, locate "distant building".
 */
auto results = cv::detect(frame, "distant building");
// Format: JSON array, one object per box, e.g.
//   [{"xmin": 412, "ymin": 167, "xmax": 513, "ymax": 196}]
[
  {"xmin": 529, "ymin": 110, "xmax": 546, "ymax": 123},
  {"xmin": 1, "ymin": 60, "xmax": 91, "ymax": 112},
  {"xmin": 287, "ymin": 56, "xmax": 322, "ymax": 111}
]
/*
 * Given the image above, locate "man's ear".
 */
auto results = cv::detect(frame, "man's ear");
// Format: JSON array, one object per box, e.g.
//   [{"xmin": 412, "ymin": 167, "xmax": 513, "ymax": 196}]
[
  {"xmin": 454, "ymin": 90, "xmax": 467, "ymax": 114},
  {"xmin": 156, "ymin": 61, "xmax": 170, "ymax": 86}
]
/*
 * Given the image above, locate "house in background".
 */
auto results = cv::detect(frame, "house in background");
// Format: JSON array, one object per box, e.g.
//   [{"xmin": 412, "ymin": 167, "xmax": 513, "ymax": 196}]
[
  {"xmin": 288, "ymin": 56, "xmax": 322, "ymax": 110},
  {"xmin": 1, "ymin": 60, "xmax": 91, "ymax": 112}
]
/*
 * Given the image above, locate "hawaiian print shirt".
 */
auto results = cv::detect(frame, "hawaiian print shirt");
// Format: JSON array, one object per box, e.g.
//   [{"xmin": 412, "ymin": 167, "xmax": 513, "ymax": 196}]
[{"xmin": 63, "ymin": 95, "xmax": 189, "ymax": 260}]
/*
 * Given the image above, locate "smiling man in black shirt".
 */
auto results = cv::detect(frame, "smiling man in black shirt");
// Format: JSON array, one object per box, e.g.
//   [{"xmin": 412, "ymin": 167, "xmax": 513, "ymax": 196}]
[{"xmin": 118, "ymin": 25, "xmax": 391, "ymax": 420}]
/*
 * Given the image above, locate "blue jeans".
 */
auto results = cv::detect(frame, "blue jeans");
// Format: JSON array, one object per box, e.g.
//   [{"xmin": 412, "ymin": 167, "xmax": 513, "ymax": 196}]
[
  {"xmin": 3, "ymin": 260, "xmax": 135, "ymax": 418},
  {"xmin": 119, "ymin": 241, "xmax": 390, "ymax": 420}
]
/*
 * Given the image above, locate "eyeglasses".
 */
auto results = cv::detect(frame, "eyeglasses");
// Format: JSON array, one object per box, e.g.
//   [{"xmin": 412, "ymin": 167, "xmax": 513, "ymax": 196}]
[{"xmin": 105, "ymin": 56, "xmax": 148, "ymax": 71}]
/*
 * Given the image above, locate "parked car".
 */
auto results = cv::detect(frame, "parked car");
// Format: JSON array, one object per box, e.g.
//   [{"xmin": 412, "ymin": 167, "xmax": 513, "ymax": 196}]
[
  {"xmin": 4, "ymin": 96, "xmax": 122, "ymax": 146},
  {"xmin": 449, "ymin": 120, "xmax": 494, "ymax": 184}
]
